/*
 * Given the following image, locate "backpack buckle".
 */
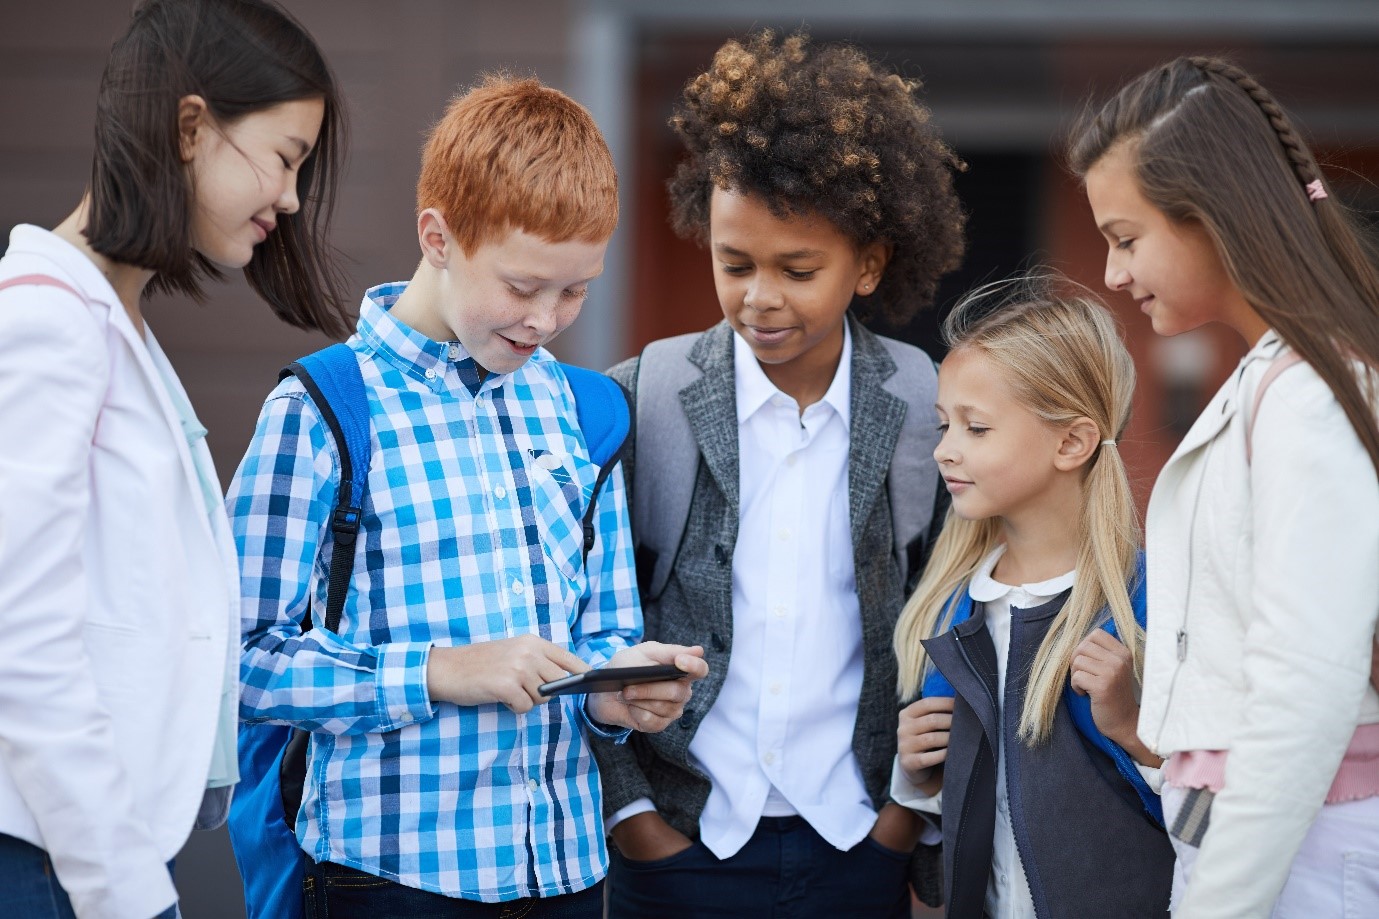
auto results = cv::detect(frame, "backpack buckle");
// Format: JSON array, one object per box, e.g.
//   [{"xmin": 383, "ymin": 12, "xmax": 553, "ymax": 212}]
[{"xmin": 332, "ymin": 506, "xmax": 362, "ymax": 545}]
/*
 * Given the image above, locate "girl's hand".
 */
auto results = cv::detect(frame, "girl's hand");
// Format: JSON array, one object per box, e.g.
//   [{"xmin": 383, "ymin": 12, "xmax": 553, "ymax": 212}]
[
  {"xmin": 897, "ymin": 696, "xmax": 953, "ymax": 795},
  {"xmin": 1070, "ymin": 631, "xmax": 1162, "ymax": 767},
  {"xmin": 586, "ymin": 642, "xmax": 707, "ymax": 733}
]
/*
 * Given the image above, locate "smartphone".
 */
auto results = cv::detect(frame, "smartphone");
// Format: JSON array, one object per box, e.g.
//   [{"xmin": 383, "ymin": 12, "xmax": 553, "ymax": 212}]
[{"xmin": 539, "ymin": 664, "xmax": 688, "ymax": 697}]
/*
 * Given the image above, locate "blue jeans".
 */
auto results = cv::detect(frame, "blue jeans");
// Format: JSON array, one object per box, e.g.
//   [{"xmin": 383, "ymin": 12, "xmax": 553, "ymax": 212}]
[
  {"xmin": 303, "ymin": 858, "xmax": 604, "ymax": 919},
  {"xmin": 607, "ymin": 816, "xmax": 911, "ymax": 919},
  {"xmin": 0, "ymin": 832, "xmax": 177, "ymax": 918}
]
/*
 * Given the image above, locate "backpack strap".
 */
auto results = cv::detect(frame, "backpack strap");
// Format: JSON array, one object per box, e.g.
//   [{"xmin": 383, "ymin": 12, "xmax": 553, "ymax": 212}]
[
  {"xmin": 280, "ymin": 343, "xmax": 371, "ymax": 633},
  {"xmin": 560, "ymin": 363, "xmax": 633, "ymax": 560},
  {"xmin": 876, "ymin": 338, "xmax": 942, "ymax": 592},
  {"xmin": 630, "ymin": 334, "xmax": 703, "ymax": 602},
  {"xmin": 1246, "ymin": 349, "xmax": 1305, "ymax": 465},
  {"xmin": 0, "ymin": 273, "xmax": 85, "ymax": 300}
]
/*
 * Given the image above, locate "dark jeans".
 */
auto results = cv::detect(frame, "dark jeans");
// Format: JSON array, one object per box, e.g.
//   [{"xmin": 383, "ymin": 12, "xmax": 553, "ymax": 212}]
[
  {"xmin": 607, "ymin": 816, "xmax": 911, "ymax": 919},
  {"xmin": 303, "ymin": 858, "xmax": 604, "ymax": 919},
  {"xmin": 0, "ymin": 832, "xmax": 177, "ymax": 919}
]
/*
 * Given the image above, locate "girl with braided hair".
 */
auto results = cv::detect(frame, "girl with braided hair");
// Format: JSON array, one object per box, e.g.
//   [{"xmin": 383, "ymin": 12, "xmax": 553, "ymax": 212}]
[{"xmin": 1071, "ymin": 56, "xmax": 1379, "ymax": 917}]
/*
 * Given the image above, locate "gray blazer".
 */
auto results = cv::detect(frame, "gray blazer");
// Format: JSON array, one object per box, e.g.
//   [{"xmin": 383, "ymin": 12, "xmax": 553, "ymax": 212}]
[{"xmin": 592, "ymin": 317, "xmax": 940, "ymax": 874}]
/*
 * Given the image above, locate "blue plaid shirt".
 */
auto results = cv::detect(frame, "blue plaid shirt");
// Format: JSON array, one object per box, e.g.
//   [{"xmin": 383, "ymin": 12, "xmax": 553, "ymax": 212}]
[{"xmin": 230, "ymin": 283, "xmax": 640, "ymax": 901}]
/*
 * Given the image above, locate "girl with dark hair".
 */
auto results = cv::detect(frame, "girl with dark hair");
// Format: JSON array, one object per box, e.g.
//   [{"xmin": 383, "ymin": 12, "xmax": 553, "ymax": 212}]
[
  {"xmin": 1071, "ymin": 56, "xmax": 1379, "ymax": 917},
  {"xmin": 0, "ymin": 2, "xmax": 348, "ymax": 916}
]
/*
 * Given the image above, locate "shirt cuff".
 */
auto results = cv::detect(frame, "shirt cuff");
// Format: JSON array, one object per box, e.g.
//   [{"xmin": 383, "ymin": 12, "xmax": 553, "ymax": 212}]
[
  {"xmin": 373, "ymin": 641, "xmax": 435, "ymax": 732},
  {"xmin": 607, "ymin": 797, "xmax": 657, "ymax": 834},
  {"xmin": 580, "ymin": 694, "xmax": 632, "ymax": 743},
  {"xmin": 1135, "ymin": 761, "xmax": 1164, "ymax": 795},
  {"xmin": 890, "ymin": 755, "xmax": 943, "ymax": 816}
]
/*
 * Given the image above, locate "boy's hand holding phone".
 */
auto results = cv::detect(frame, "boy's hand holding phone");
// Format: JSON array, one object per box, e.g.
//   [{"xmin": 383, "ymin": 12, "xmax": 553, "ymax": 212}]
[
  {"xmin": 586, "ymin": 641, "xmax": 708, "ymax": 733},
  {"xmin": 897, "ymin": 695, "xmax": 953, "ymax": 797},
  {"xmin": 426, "ymin": 634, "xmax": 591, "ymax": 715}
]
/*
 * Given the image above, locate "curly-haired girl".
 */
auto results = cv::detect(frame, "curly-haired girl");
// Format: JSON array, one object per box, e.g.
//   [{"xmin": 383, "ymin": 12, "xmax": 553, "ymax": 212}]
[{"xmin": 589, "ymin": 30, "xmax": 965, "ymax": 918}]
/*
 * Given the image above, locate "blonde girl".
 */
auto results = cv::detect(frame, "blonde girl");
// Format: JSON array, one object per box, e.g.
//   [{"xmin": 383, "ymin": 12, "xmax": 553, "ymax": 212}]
[
  {"xmin": 892, "ymin": 277, "xmax": 1174, "ymax": 918},
  {"xmin": 1070, "ymin": 56, "xmax": 1379, "ymax": 917}
]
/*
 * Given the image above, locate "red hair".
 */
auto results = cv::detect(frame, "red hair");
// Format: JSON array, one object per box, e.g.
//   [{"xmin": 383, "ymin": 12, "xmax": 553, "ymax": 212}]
[{"xmin": 417, "ymin": 74, "xmax": 618, "ymax": 252}]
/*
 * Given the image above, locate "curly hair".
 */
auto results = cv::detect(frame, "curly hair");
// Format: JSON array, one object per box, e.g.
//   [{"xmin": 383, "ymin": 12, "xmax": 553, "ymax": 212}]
[{"xmin": 668, "ymin": 30, "xmax": 967, "ymax": 325}]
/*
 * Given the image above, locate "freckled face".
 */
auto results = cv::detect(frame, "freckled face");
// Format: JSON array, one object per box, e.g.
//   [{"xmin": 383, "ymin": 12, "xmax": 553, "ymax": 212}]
[
  {"xmin": 1085, "ymin": 141, "xmax": 1254, "ymax": 339},
  {"xmin": 933, "ymin": 347, "xmax": 1067, "ymax": 526},
  {"xmin": 708, "ymin": 186, "xmax": 883, "ymax": 380},
  {"xmin": 185, "ymin": 98, "xmax": 324, "ymax": 268},
  {"xmin": 425, "ymin": 228, "xmax": 606, "ymax": 376}
]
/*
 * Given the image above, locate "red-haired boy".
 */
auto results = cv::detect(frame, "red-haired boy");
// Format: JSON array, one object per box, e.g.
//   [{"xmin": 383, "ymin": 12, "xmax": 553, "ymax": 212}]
[{"xmin": 229, "ymin": 76, "xmax": 707, "ymax": 917}]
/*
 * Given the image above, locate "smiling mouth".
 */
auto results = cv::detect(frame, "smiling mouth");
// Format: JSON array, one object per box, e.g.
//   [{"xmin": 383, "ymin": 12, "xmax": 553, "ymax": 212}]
[
  {"xmin": 501, "ymin": 335, "xmax": 539, "ymax": 352},
  {"xmin": 745, "ymin": 325, "xmax": 793, "ymax": 342}
]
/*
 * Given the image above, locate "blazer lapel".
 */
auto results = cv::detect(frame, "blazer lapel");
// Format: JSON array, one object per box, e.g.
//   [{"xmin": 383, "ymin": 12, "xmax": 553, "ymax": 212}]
[
  {"xmin": 680, "ymin": 322, "xmax": 740, "ymax": 512},
  {"xmin": 108, "ymin": 309, "xmax": 219, "ymax": 547},
  {"xmin": 847, "ymin": 319, "xmax": 906, "ymax": 545}
]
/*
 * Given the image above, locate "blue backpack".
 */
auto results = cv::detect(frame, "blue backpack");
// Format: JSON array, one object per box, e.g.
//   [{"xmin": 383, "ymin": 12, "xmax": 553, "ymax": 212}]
[{"xmin": 228, "ymin": 343, "xmax": 632, "ymax": 919}]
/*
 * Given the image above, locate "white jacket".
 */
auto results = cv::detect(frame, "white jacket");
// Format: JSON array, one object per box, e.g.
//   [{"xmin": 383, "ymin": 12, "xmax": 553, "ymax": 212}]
[
  {"xmin": 1140, "ymin": 329, "xmax": 1379, "ymax": 918},
  {"xmin": 0, "ymin": 226, "xmax": 240, "ymax": 919}
]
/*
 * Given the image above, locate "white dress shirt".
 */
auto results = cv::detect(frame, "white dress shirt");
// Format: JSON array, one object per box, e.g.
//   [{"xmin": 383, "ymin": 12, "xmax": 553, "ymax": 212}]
[
  {"xmin": 892, "ymin": 545, "xmax": 1072, "ymax": 919},
  {"xmin": 609, "ymin": 325, "xmax": 875, "ymax": 858}
]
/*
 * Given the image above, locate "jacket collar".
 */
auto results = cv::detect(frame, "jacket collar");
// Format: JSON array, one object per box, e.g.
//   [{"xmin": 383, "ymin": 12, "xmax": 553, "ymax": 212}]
[
  {"xmin": 678, "ymin": 314, "xmax": 902, "ymax": 538},
  {"xmin": 1164, "ymin": 328, "xmax": 1286, "ymax": 465},
  {"xmin": 8, "ymin": 227, "xmax": 219, "ymax": 549}
]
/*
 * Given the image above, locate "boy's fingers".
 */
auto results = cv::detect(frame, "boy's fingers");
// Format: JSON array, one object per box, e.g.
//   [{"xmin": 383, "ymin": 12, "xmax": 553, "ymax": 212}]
[{"xmin": 545, "ymin": 644, "xmax": 590, "ymax": 675}]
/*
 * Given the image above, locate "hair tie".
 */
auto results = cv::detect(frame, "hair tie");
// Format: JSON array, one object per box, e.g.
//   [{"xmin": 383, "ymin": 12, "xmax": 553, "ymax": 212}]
[
  {"xmin": 1101, "ymin": 440, "xmax": 1117, "ymax": 447},
  {"xmin": 1305, "ymin": 179, "xmax": 1328, "ymax": 202}
]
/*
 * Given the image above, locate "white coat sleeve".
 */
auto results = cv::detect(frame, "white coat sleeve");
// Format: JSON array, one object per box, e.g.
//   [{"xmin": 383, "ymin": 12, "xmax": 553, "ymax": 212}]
[
  {"xmin": 1176, "ymin": 368, "xmax": 1379, "ymax": 918},
  {"xmin": 0, "ymin": 289, "xmax": 178, "ymax": 919}
]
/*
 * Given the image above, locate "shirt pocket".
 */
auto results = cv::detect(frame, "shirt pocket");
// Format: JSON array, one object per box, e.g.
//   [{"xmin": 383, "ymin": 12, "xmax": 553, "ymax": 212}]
[{"xmin": 525, "ymin": 448, "xmax": 601, "ymax": 585}]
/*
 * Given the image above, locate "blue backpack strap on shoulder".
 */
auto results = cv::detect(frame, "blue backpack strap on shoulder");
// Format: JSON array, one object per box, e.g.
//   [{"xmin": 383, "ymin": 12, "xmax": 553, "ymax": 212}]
[
  {"xmin": 229, "ymin": 343, "xmax": 370, "ymax": 919},
  {"xmin": 559, "ymin": 362, "xmax": 632, "ymax": 557},
  {"xmin": 287, "ymin": 344, "xmax": 372, "ymax": 630}
]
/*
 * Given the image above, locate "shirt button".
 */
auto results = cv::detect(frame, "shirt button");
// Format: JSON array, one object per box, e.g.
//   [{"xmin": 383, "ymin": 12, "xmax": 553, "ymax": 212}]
[
  {"xmin": 528, "ymin": 778, "xmax": 538, "ymax": 792},
  {"xmin": 777, "ymin": 527, "xmax": 791, "ymax": 541},
  {"xmin": 399, "ymin": 712, "xmax": 413, "ymax": 723},
  {"xmin": 448, "ymin": 345, "xmax": 460, "ymax": 360},
  {"xmin": 425, "ymin": 368, "xmax": 437, "ymax": 380},
  {"xmin": 511, "ymin": 580, "xmax": 524, "ymax": 596},
  {"xmin": 786, "ymin": 454, "xmax": 797, "ymax": 467},
  {"xmin": 773, "ymin": 605, "xmax": 787, "ymax": 620},
  {"xmin": 769, "ymin": 682, "xmax": 782, "ymax": 695},
  {"xmin": 763, "ymin": 752, "xmax": 776, "ymax": 765},
  {"xmin": 494, "ymin": 485, "xmax": 507, "ymax": 500}
]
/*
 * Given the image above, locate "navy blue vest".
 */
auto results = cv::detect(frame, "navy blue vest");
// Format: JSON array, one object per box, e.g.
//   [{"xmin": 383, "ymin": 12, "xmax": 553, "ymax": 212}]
[{"xmin": 921, "ymin": 591, "xmax": 1174, "ymax": 918}]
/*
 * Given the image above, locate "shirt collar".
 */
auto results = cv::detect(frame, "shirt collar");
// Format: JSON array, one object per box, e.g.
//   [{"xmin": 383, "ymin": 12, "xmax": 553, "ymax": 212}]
[
  {"xmin": 355, "ymin": 282, "xmax": 488, "ymax": 395},
  {"xmin": 732, "ymin": 321, "xmax": 852, "ymax": 428},
  {"xmin": 968, "ymin": 543, "xmax": 1076, "ymax": 602}
]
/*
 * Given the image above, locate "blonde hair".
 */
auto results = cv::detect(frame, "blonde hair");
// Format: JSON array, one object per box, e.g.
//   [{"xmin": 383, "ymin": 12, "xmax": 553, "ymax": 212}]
[{"xmin": 894, "ymin": 275, "xmax": 1142, "ymax": 744}]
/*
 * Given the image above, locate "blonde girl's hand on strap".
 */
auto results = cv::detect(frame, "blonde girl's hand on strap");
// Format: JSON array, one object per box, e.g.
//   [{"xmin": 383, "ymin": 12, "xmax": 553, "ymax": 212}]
[
  {"xmin": 897, "ymin": 695, "xmax": 953, "ymax": 796},
  {"xmin": 1070, "ymin": 630, "xmax": 1162, "ymax": 767}
]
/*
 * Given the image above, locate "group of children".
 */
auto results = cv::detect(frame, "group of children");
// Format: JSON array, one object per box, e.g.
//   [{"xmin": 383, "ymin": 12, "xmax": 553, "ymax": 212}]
[{"xmin": 1, "ymin": 2, "xmax": 1377, "ymax": 918}]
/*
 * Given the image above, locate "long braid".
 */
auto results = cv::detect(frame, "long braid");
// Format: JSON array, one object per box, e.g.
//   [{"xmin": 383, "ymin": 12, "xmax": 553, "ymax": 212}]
[{"xmin": 1189, "ymin": 57, "xmax": 1325, "ymax": 194}]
